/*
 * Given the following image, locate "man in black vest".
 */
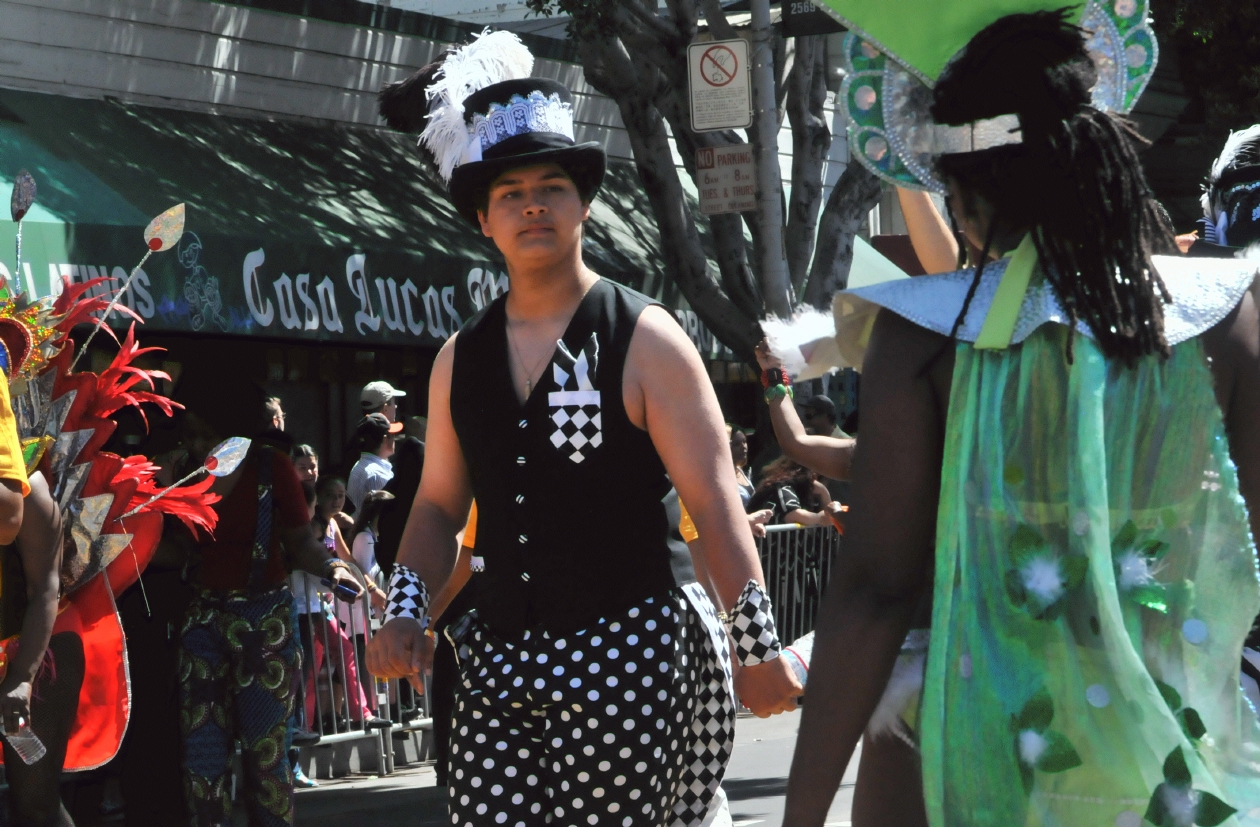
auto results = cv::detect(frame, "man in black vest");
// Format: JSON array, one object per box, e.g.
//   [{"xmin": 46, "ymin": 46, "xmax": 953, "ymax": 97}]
[{"xmin": 368, "ymin": 32, "xmax": 800, "ymax": 827}]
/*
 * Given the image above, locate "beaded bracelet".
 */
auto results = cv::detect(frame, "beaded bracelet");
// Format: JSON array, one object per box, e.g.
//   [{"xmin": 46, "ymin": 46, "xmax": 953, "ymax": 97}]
[
  {"xmin": 762, "ymin": 367, "xmax": 793, "ymax": 404},
  {"xmin": 764, "ymin": 384, "xmax": 794, "ymax": 404}
]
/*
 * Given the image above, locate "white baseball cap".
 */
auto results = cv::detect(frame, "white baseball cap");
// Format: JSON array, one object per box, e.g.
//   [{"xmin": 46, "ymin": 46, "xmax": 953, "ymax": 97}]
[{"xmin": 360, "ymin": 380, "xmax": 407, "ymax": 411}]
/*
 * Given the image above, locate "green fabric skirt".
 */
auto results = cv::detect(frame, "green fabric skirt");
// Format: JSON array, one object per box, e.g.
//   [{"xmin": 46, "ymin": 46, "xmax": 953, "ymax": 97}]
[{"xmin": 920, "ymin": 326, "xmax": 1260, "ymax": 827}]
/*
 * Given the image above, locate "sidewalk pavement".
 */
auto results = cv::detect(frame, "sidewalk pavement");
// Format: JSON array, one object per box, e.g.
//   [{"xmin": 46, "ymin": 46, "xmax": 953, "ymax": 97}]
[{"xmin": 294, "ymin": 710, "xmax": 858, "ymax": 827}]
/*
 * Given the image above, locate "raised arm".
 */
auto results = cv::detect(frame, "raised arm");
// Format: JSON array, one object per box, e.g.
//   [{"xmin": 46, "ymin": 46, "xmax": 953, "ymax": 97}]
[
  {"xmin": 782, "ymin": 309, "xmax": 949, "ymax": 826},
  {"xmin": 897, "ymin": 187, "xmax": 960, "ymax": 274},
  {"xmin": 625, "ymin": 305, "xmax": 801, "ymax": 716},
  {"xmin": 754, "ymin": 340, "xmax": 855, "ymax": 480}
]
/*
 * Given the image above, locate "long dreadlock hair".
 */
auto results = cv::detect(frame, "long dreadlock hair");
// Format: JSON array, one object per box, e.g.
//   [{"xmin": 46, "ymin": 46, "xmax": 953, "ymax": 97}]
[{"xmin": 932, "ymin": 9, "xmax": 1177, "ymax": 365}]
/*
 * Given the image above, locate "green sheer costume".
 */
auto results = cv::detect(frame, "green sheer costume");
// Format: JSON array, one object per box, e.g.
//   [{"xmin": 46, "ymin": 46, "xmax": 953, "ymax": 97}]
[
  {"xmin": 921, "ymin": 323, "xmax": 1260, "ymax": 826},
  {"xmin": 824, "ymin": 253, "xmax": 1260, "ymax": 826}
]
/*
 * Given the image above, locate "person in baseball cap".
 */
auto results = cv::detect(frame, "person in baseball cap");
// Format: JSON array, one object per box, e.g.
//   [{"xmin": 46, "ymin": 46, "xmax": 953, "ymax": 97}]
[
  {"xmin": 360, "ymin": 381, "xmax": 407, "ymax": 422},
  {"xmin": 347, "ymin": 413, "xmax": 405, "ymax": 511},
  {"xmin": 797, "ymin": 394, "xmax": 850, "ymax": 439}
]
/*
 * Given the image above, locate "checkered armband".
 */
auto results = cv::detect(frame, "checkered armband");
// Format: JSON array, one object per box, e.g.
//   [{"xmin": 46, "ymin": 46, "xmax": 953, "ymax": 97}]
[
  {"xmin": 726, "ymin": 579, "xmax": 782, "ymax": 666},
  {"xmin": 383, "ymin": 564, "xmax": 429, "ymax": 625}
]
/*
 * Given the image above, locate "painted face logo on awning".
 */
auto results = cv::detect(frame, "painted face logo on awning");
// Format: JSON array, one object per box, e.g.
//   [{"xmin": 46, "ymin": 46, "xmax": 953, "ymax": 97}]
[{"xmin": 547, "ymin": 333, "xmax": 601, "ymax": 464}]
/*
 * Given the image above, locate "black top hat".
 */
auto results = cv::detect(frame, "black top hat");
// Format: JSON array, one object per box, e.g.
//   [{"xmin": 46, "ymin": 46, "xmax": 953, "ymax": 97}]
[{"xmin": 446, "ymin": 79, "xmax": 606, "ymax": 227}]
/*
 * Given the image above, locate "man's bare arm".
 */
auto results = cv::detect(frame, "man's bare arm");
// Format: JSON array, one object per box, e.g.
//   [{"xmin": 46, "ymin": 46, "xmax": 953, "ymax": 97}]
[
  {"xmin": 783, "ymin": 310, "xmax": 947, "ymax": 826},
  {"xmin": 367, "ymin": 336, "xmax": 471, "ymax": 683},
  {"xmin": 625, "ymin": 306, "xmax": 801, "ymax": 716},
  {"xmin": 395, "ymin": 336, "xmax": 473, "ymax": 595},
  {"xmin": 627, "ymin": 306, "xmax": 766, "ymax": 610}
]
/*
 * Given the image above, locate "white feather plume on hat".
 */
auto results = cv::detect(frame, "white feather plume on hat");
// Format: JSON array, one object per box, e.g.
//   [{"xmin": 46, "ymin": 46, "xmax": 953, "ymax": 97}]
[
  {"xmin": 1203, "ymin": 125, "xmax": 1260, "ymax": 221},
  {"xmin": 421, "ymin": 29, "xmax": 535, "ymax": 185}
]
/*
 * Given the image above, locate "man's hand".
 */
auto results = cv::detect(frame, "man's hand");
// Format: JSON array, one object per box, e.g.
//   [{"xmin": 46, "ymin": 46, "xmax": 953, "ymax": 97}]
[
  {"xmin": 0, "ymin": 680, "xmax": 32, "ymax": 735},
  {"xmin": 329, "ymin": 565, "xmax": 364, "ymax": 601},
  {"xmin": 734, "ymin": 654, "xmax": 802, "ymax": 717},
  {"xmin": 366, "ymin": 618, "xmax": 434, "ymax": 692}
]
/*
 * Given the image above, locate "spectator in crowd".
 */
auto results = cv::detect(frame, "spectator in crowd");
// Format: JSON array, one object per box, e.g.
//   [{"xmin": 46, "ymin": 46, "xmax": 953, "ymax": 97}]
[
  {"xmin": 339, "ymin": 491, "xmax": 392, "ymax": 704},
  {"xmin": 316, "ymin": 476, "xmax": 354, "ymax": 539},
  {"xmin": 292, "ymin": 444, "xmax": 319, "ymax": 484},
  {"xmin": 748, "ymin": 456, "xmax": 838, "ymax": 527},
  {"xmin": 359, "ymin": 381, "xmax": 406, "ymax": 422},
  {"xmin": 178, "ymin": 391, "xmax": 362, "ymax": 826},
  {"xmin": 728, "ymin": 424, "xmax": 755, "ymax": 508},
  {"xmin": 797, "ymin": 393, "xmax": 849, "ymax": 439},
  {"xmin": 376, "ymin": 436, "xmax": 424, "ymax": 575},
  {"xmin": 287, "ymin": 482, "xmax": 322, "ymax": 790},
  {"xmin": 296, "ymin": 484, "xmax": 386, "ymax": 731},
  {"xmin": 265, "ymin": 396, "xmax": 285, "ymax": 431},
  {"xmin": 346, "ymin": 414, "xmax": 402, "ymax": 512}
]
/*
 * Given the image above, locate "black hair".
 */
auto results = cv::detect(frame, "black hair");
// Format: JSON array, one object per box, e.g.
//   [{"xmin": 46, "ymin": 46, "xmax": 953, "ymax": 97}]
[
  {"xmin": 349, "ymin": 490, "xmax": 394, "ymax": 544},
  {"xmin": 292, "ymin": 443, "xmax": 318, "ymax": 461},
  {"xmin": 932, "ymin": 9, "xmax": 1176, "ymax": 365},
  {"xmin": 315, "ymin": 476, "xmax": 345, "ymax": 504}
]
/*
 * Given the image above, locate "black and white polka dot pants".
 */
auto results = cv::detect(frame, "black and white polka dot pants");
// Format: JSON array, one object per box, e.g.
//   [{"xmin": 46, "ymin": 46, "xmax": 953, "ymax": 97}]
[{"xmin": 448, "ymin": 594, "xmax": 706, "ymax": 827}]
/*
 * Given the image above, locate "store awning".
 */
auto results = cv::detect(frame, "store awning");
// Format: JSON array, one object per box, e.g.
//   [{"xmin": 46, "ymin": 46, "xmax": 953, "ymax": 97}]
[{"xmin": 0, "ymin": 87, "xmax": 681, "ymax": 348}]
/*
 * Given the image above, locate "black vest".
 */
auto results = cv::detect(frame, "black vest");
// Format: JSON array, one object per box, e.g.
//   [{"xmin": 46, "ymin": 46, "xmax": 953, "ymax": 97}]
[{"xmin": 450, "ymin": 279, "xmax": 676, "ymax": 638}]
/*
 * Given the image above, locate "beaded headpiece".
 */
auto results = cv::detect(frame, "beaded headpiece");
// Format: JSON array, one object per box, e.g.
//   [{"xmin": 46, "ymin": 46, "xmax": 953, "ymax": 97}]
[{"xmin": 818, "ymin": 0, "xmax": 1158, "ymax": 192}]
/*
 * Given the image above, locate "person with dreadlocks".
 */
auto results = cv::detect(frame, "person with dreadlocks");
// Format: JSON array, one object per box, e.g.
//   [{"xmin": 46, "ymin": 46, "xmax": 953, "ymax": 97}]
[{"xmin": 762, "ymin": 5, "xmax": 1260, "ymax": 826}]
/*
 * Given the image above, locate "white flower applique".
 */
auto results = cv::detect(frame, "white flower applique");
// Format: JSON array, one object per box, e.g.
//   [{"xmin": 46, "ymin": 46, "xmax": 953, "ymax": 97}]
[{"xmin": 1003, "ymin": 524, "xmax": 1088, "ymax": 621}]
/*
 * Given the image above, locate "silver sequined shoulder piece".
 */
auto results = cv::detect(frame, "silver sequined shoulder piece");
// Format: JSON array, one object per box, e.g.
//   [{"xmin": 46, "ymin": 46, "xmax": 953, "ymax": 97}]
[{"xmin": 846, "ymin": 255, "xmax": 1258, "ymax": 346}]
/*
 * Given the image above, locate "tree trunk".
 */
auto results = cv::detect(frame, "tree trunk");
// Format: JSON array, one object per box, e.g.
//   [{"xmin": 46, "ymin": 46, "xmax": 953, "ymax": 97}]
[
  {"xmin": 749, "ymin": 0, "xmax": 792, "ymax": 318},
  {"xmin": 803, "ymin": 162, "xmax": 883, "ymax": 307},
  {"xmin": 784, "ymin": 34, "xmax": 831, "ymax": 294},
  {"xmin": 580, "ymin": 37, "xmax": 761, "ymax": 358}
]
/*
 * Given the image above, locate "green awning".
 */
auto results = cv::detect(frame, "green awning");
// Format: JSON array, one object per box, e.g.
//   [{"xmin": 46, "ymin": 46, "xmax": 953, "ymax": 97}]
[{"xmin": 0, "ymin": 87, "xmax": 679, "ymax": 347}]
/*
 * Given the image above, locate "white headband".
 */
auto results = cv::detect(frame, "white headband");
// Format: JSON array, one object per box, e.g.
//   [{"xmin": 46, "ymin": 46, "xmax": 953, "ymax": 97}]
[{"xmin": 931, "ymin": 114, "xmax": 1023, "ymax": 155}]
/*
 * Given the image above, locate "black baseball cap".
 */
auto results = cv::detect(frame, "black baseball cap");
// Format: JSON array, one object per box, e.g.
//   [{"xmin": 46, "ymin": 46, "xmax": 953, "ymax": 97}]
[{"xmin": 356, "ymin": 412, "xmax": 404, "ymax": 437}]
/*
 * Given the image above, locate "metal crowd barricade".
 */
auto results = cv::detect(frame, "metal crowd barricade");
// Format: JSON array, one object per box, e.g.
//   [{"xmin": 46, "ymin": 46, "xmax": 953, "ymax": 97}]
[
  {"xmin": 291, "ymin": 561, "xmax": 432, "ymax": 778},
  {"xmin": 755, "ymin": 524, "xmax": 840, "ymax": 645}
]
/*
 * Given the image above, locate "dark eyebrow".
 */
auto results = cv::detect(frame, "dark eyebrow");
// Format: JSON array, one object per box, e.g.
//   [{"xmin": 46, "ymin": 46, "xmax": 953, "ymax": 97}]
[{"xmin": 490, "ymin": 170, "xmax": 571, "ymax": 191}]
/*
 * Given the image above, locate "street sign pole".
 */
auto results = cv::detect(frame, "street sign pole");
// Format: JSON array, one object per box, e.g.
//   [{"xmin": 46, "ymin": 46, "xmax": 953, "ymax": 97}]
[{"xmin": 750, "ymin": 0, "xmax": 792, "ymax": 317}]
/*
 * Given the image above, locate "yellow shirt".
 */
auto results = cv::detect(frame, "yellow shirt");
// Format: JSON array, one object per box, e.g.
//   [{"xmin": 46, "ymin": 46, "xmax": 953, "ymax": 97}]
[
  {"xmin": 0, "ymin": 379, "xmax": 30, "ymax": 497},
  {"xmin": 462, "ymin": 501, "xmax": 478, "ymax": 549},
  {"xmin": 678, "ymin": 500, "xmax": 699, "ymax": 544}
]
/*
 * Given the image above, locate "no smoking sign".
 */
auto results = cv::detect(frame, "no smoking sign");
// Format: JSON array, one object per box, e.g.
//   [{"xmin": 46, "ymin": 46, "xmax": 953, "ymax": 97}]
[{"xmin": 688, "ymin": 38, "xmax": 751, "ymax": 132}]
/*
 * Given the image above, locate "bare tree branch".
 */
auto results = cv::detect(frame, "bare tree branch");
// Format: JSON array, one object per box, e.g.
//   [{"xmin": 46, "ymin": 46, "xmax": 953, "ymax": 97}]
[
  {"xmin": 803, "ymin": 162, "xmax": 883, "ymax": 307},
  {"xmin": 698, "ymin": 0, "xmax": 738, "ymax": 40},
  {"xmin": 784, "ymin": 34, "xmax": 831, "ymax": 292},
  {"xmin": 615, "ymin": 0, "xmax": 679, "ymax": 43},
  {"xmin": 579, "ymin": 34, "xmax": 761, "ymax": 356}
]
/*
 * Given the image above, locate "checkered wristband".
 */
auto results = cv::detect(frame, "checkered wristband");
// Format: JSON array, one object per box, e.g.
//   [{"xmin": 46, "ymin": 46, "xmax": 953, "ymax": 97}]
[
  {"xmin": 383, "ymin": 564, "xmax": 429, "ymax": 625},
  {"xmin": 726, "ymin": 580, "xmax": 782, "ymax": 666}
]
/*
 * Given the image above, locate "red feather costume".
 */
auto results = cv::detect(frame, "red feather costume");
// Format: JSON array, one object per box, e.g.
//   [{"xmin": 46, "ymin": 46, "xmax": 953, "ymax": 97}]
[{"xmin": 0, "ymin": 275, "xmax": 219, "ymax": 770}]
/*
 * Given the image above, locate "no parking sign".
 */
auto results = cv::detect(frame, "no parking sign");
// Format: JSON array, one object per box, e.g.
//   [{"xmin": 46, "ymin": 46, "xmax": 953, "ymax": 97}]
[{"xmin": 688, "ymin": 39, "xmax": 752, "ymax": 132}]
